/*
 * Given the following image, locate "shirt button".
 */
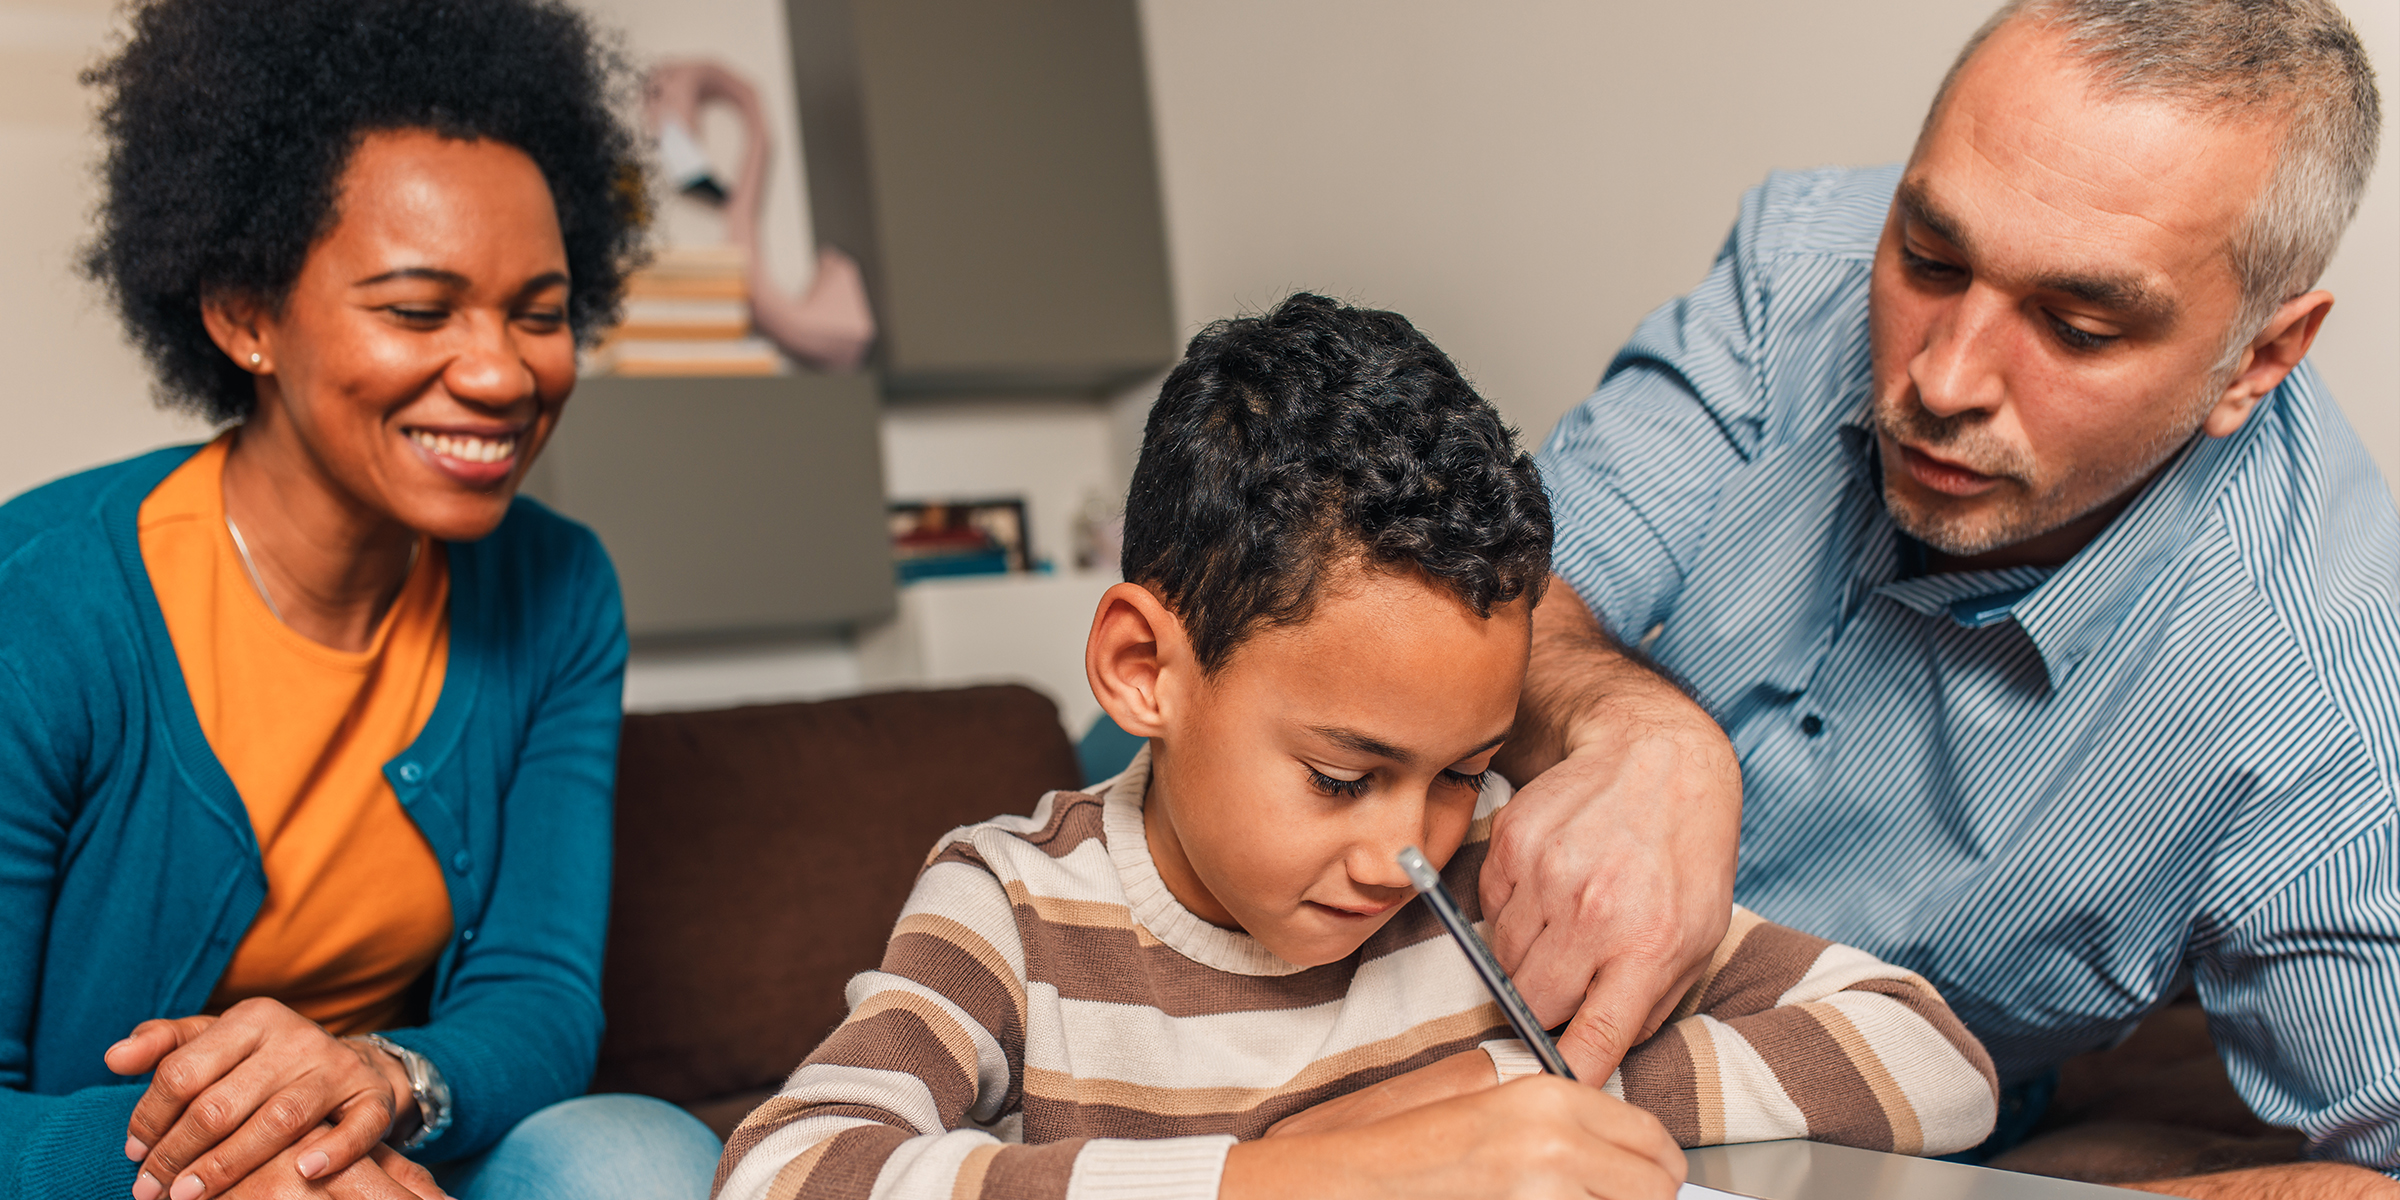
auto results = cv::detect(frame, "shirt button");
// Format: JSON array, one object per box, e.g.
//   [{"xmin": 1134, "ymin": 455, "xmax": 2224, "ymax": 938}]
[
  {"xmin": 451, "ymin": 849, "xmax": 471, "ymax": 874},
  {"xmin": 1800, "ymin": 714, "xmax": 1825, "ymax": 737},
  {"xmin": 397, "ymin": 763, "xmax": 423, "ymax": 783},
  {"xmin": 461, "ymin": 928, "xmax": 477, "ymax": 943}
]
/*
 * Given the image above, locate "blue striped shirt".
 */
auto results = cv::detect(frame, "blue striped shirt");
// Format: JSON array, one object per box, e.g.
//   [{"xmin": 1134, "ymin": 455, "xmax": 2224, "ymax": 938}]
[{"xmin": 1539, "ymin": 165, "xmax": 2400, "ymax": 1171}]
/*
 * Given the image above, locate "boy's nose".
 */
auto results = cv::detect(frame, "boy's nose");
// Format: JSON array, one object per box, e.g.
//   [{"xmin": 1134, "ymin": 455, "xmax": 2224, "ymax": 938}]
[{"xmin": 1346, "ymin": 806, "xmax": 1428, "ymax": 890}]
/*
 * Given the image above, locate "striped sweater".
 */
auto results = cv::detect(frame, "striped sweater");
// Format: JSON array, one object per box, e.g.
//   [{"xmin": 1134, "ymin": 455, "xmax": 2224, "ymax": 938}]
[{"xmin": 716, "ymin": 749, "xmax": 1998, "ymax": 1200}]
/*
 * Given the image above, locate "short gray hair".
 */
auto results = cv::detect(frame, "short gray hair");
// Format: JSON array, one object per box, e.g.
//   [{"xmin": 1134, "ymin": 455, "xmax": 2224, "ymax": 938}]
[{"xmin": 1927, "ymin": 0, "xmax": 2382, "ymax": 348}]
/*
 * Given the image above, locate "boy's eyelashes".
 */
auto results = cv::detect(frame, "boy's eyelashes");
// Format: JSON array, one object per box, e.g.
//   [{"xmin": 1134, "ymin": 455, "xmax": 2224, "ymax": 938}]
[
  {"xmin": 1301, "ymin": 764, "xmax": 1493, "ymax": 799},
  {"xmin": 1306, "ymin": 765, "xmax": 1372, "ymax": 799}
]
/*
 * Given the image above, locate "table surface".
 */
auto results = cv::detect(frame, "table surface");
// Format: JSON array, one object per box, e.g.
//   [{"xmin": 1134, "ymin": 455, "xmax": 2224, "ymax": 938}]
[{"xmin": 1686, "ymin": 1140, "xmax": 2136, "ymax": 1199}]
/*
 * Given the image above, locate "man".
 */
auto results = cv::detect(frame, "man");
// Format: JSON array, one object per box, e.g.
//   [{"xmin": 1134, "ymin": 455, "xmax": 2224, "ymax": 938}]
[{"xmin": 1479, "ymin": 0, "xmax": 2398, "ymax": 1195}]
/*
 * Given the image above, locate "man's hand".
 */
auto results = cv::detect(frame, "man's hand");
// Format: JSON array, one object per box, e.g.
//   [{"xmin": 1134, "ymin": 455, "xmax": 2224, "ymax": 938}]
[
  {"xmin": 2126, "ymin": 1162, "xmax": 2400, "ymax": 1199},
  {"xmin": 1484, "ymin": 576, "xmax": 1743, "ymax": 1080},
  {"xmin": 108, "ymin": 999, "xmax": 417, "ymax": 1200},
  {"xmin": 1263, "ymin": 1050, "xmax": 1501, "ymax": 1140},
  {"xmin": 1224, "ymin": 1076, "xmax": 1684, "ymax": 1200}
]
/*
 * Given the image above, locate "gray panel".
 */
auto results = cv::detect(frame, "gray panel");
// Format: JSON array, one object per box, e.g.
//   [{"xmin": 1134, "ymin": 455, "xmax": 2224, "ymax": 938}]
[
  {"xmin": 526, "ymin": 374, "xmax": 895, "ymax": 640},
  {"xmin": 1686, "ymin": 1140, "xmax": 2135, "ymax": 1200},
  {"xmin": 790, "ymin": 0, "xmax": 1179, "ymax": 396}
]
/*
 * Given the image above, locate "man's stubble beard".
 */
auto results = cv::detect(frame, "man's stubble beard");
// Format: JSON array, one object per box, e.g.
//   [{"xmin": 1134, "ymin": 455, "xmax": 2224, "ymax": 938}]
[{"xmin": 1873, "ymin": 380, "xmax": 2218, "ymax": 559}]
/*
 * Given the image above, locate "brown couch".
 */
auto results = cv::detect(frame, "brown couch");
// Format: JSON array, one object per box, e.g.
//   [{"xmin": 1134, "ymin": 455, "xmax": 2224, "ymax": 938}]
[
  {"xmin": 593, "ymin": 684, "xmax": 1081, "ymax": 1136},
  {"xmin": 590, "ymin": 683, "xmax": 2302, "ymax": 1188}
]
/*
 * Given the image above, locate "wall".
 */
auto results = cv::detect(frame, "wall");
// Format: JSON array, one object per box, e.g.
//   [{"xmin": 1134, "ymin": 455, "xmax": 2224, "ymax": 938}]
[
  {"xmin": 0, "ymin": 0, "xmax": 211, "ymax": 492},
  {"xmin": 1138, "ymin": 0, "xmax": 2400, "ymax": 485},
  {"xmin": 3, "ymin": 0, "xmax": 2393, "ymax": 726}
]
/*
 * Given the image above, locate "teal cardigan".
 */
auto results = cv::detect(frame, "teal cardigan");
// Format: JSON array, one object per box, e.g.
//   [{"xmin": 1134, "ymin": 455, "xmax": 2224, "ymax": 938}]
[{"xmin": 0, "ymin": 445, "xmax": 627, "ymax": 1198}]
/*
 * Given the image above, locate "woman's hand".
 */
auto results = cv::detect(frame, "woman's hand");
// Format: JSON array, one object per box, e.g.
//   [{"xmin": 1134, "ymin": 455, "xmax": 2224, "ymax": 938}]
[
  {"xmin": 1226, "ymin": 1076, "xmax": 1684, "ymax": 1200},
  {"xmin": 222, "ymin": 1144, "xmax": 446, "ymax": 1200},
  {"xmin": 1264, "ymin": 1049, "xmax": 1501, "ymax": 1139},
  {"xmin": 107, "ymin": 999, "xmax": 418, "ymax": 1200}
]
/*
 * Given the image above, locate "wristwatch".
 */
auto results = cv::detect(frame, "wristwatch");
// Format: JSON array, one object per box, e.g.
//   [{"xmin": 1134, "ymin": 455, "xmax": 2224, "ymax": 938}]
[{"xmin": 355, "ymin": 1035, "xmax": 454, "ymax": 1152}]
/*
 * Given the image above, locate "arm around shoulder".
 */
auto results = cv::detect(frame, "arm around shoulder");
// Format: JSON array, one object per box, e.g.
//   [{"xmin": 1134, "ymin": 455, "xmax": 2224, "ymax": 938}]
[{"xmin": 1479, "ymin": 577, "xmax": 1743, "ymax": 1079}]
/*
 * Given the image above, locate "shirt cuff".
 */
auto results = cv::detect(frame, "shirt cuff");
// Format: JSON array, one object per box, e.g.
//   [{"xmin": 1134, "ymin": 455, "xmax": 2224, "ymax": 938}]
[
  {"xmin": 1065, "ymin": 1135, "xmax": 1235, "ymax": 1200},
  {"xmin": 1482, "ymin": 1039, "xmax": 1546, "ymax": 1082}
]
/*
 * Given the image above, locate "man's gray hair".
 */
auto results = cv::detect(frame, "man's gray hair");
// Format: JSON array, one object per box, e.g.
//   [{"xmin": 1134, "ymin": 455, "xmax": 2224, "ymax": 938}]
[{"xmin": 1929, "ymin": 0, "xmax": 2381, "ymax": 348}]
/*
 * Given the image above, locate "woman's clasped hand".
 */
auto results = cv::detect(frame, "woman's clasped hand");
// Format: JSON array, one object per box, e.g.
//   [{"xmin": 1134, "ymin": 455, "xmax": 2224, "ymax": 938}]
[{"xmin": 107, "ymin": 1000, "xmax": 442, "ymax": 1200}]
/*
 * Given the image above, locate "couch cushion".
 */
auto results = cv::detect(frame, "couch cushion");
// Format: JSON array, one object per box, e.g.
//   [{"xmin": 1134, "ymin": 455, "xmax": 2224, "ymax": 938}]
[{"xmin": 594, "ymin": 685, "xmax": 1082, "ymax": 1105}]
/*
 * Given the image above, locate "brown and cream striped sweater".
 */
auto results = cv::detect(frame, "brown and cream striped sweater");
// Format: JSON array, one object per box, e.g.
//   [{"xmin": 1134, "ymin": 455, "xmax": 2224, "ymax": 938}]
[{"xmin": 716, "ymin": 749, "xmax": 1998, "ymax": 1200}]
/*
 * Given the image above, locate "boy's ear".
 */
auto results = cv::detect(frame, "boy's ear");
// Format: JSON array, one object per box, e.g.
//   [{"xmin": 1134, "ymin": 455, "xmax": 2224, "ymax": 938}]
[{"xmin": 1085, "ymin": 581, "xmax": 1184, "ymax": 739}]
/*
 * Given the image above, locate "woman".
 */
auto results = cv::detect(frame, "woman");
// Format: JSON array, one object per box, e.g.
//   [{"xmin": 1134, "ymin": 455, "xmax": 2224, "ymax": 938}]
[{"xmin": 0, "ymin": 1, "xmax": 720, "ymax": 1197}]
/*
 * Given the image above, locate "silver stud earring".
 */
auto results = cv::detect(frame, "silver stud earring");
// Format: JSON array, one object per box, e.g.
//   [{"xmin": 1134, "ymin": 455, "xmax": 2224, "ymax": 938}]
[{"xmin": 249, "ymin": 352, "xmax": 262, "ymax": 367}]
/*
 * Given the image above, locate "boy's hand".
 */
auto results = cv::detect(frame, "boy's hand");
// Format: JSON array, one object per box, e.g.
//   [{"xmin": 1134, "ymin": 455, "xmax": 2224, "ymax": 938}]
[
  {"xmin": 1225, "ymin": 1076, "xmax": 1684, "ymax": 1200},
  {"xmin": 1263, "ymin": 1049, "xmax": 1501, "ymax": 1140}
]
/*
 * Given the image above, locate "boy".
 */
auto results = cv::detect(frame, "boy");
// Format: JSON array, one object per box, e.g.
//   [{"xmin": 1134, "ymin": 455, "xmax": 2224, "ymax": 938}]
[{"xmin": 716, "ymin": 295, "xmax": 1998, "ymax": 1200}]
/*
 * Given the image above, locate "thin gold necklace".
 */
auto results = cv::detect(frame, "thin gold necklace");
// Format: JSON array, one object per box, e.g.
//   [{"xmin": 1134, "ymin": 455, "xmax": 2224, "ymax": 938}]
[{"xmin": 224, "ymin": 514, "xmax": 420, "ymax": 627}]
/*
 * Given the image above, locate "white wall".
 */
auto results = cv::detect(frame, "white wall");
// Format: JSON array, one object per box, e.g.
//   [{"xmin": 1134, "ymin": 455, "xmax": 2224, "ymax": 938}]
[
  {"xmin": 1138, "ymin": 0, "xmax": 2400, "ymax": 488},
  {"xmin": 4, "ymin": 0, "xmax": 2393, "ymax": 725},
  {"xmin": 0, "ymin": 0, "xmax": 211, "ymax": 494}
]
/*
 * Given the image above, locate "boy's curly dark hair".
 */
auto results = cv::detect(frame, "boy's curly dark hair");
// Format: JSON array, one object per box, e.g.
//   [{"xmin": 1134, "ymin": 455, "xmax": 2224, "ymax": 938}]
[
  {"xmin": 82, "ymin": 0, "xmax": 647, "ymax": 423},
  {"xmin": 1122, "ymin": 293, "xmax": 1552, "ymax": 672}
]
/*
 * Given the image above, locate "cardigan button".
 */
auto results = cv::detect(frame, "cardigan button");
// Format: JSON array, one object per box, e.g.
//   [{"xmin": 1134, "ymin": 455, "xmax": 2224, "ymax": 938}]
[
  {"xmin": 398, "ymin": 762, "xmax": 424, "ymax": 783},
  {"xmin": 451, "ymin": 849, "xmax": 471, "ymax": 874}
]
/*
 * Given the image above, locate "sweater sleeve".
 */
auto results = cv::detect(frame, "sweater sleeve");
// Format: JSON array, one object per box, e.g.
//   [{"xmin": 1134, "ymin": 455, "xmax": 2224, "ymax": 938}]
[
  {"xmin": 0, "ymin": 656, "xmax": 149, "ymax": 1200},
  {"xmin": 1613, "ymin": 907, "xmax": 1998, "ymax": 1155},
  {"xmin": 714, "ymin": 847, "xmax": 1233, "ymax": 1200}
]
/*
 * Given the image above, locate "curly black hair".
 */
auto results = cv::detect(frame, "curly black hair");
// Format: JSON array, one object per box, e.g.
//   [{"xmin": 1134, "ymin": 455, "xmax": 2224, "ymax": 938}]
[
  {"xmin": 1121, "ymin": 293, "xmax": 1552, "ymax": 673},
  {"xmin": 83, "ymin": 0, "xmax": 647, "ymax": 423}
]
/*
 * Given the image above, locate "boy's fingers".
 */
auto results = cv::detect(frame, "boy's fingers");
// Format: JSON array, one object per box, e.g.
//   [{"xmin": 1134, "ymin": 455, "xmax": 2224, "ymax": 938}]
[
  {"xmin": 1580, "ymin": 1092, "xmax": 1685, "ymax": 1179},
  {"xmin": 1582, "ymin": 1140, "xmax": 1684, "ymax": 1200}
]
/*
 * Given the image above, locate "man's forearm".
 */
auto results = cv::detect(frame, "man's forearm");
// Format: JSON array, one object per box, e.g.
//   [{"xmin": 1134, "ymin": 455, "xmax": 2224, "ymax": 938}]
[
  {"xmin": 2129, "ymin": 1162, "xmax": 2400, "ymax": 1198},
  {"xmin": 1495, "ymin": 575, "xmax": 1712, "ymax": 785}
]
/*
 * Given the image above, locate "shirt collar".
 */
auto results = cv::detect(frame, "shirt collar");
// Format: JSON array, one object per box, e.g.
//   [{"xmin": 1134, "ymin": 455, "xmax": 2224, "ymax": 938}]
[{"xmin": 1838, "ymin": 395, "xmax": 2256, "ymax": 689}]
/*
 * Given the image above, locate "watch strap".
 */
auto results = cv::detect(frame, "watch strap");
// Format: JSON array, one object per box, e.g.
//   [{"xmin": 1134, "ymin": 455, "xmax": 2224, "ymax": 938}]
[{"xmin": 357, "ymin": 1034, "xmax": 454, "ymax": 1152}]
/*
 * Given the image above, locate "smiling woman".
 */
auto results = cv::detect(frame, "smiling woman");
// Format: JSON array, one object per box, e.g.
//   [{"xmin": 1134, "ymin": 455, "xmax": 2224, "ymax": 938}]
[{"xmin": 0, "ymin": 2, "xmax": 722, "ymax": 1199}]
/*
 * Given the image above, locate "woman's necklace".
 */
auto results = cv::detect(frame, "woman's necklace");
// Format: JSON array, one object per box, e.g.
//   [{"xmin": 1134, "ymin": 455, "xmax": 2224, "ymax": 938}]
[{"xmin": 224, "ymin": 514, "xmax": 420, "ymax": 628}]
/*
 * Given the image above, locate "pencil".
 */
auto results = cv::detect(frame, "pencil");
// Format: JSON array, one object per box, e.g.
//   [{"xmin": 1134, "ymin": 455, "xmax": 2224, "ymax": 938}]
[{"xmin": 1397, "ymin": 845, "xmax": 1578, "ymax": 1081}]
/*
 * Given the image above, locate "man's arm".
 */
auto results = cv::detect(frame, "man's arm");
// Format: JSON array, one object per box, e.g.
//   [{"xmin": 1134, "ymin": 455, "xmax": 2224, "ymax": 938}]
[
  {"xmin": 1485, "ymin": 577, "xmax": 1743, "ymax": 1080},
  {"xmin": 2122, "ymin": 817, "xmax": 2400, "ymax": 1199},
  {"xmin": 1494, "ymin": 174, "xmax": 1848, "ymax": 1081},
  {"xmin": 2125, "ymin": 1164, "xmax": 2399, "ymax": 1198}
]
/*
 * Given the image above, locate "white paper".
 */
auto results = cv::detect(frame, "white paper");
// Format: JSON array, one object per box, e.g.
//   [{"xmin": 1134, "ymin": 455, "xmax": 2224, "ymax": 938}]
[{"xmin": 1679, "ymin": 1184, "xmax": 1753, "ymax": 1199}]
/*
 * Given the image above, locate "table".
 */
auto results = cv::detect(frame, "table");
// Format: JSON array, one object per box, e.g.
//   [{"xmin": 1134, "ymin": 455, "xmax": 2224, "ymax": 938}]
[{"xmin": 1686, "ymin": 1140, "xmax": 2138, "ymax": 1198}]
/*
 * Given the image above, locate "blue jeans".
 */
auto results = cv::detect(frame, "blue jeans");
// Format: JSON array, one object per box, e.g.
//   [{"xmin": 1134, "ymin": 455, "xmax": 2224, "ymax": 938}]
[{"xmin": 429, "ymin": 1094, "xmax": 721, "ymax": 1200}]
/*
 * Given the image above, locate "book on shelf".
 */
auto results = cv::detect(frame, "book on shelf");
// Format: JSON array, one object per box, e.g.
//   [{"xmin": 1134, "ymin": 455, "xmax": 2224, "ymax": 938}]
[
  {"xmin": 588, "ymin": 244, "xmax": 781, "ymax": 376},
  {"xmin": 589, "ymin": 336, "xmax": 784, "ymax": 377}
]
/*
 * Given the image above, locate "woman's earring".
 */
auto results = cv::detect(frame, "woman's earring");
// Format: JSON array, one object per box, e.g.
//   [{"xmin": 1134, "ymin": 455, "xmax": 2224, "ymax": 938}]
[{"xmin": 248, "ymin": 352, "xmax": 262, "ymax": 368}]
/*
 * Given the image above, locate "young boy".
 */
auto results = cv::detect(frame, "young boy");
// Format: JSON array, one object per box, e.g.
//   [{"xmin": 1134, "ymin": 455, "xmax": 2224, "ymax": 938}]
[{"xmin": 716, "ymin": 294, "xmax": 1997, "ymax": 1200}]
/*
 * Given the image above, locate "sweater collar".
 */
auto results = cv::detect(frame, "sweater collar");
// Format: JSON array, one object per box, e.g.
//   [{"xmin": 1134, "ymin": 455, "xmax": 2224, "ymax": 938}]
[{"xmin": 1098, "ymin": 744, "xmax": 1313, "ymax": 977}]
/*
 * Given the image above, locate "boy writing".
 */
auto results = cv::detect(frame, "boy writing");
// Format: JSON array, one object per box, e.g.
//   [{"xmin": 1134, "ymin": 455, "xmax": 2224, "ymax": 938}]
[{"xmin": 716, "ymin": 294, "xmax": 1998, "ymax": 1200}]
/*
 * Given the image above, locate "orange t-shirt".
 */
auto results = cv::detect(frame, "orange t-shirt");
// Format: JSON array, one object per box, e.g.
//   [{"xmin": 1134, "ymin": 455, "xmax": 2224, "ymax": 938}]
[{"xmin": 139, "ymin": 435, "xmax": 455, "ymax": 1035}]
